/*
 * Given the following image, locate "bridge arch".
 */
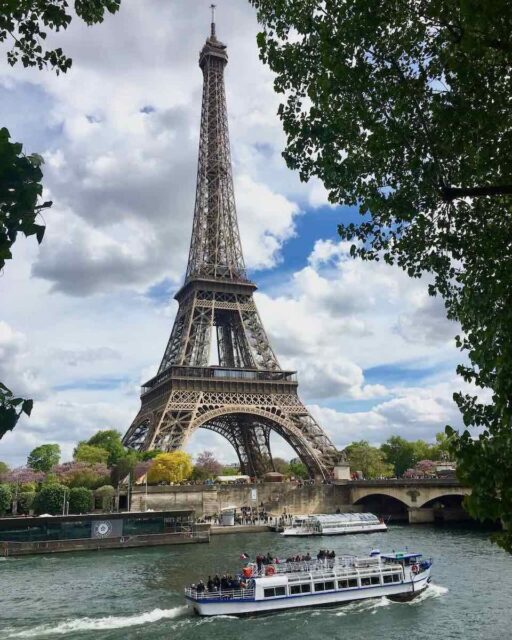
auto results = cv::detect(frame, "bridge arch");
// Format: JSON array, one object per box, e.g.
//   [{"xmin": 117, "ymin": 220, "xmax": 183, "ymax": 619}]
[
  {"xmin": 352, "ymin": 493, "xmax": 409, "ymax": 521},
  {"xmin": 418, "ymin": 493, "xmax": 467, "ymax": 509}
]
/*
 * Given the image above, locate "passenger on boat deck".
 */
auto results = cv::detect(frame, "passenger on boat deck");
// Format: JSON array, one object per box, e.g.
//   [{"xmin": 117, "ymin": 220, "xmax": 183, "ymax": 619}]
[
  {"xmin": 207, "ymin": 576, "xmax": 214, "ymax": 592},
  {"xmin": 196, "ymin": 580, "xmax": 205, "ymax": 593},
  {"xmin": 213, "ymin": 574, "xmax": 221, "ymax": 589}
]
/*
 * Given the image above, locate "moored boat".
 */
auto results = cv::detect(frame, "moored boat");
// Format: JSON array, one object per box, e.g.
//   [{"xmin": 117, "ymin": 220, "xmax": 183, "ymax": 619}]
[
  {"xmin": 184, "ymin": 550, "xmax": 432, "ymax": 616},
  {"xmin": 281, "ymin": 512, "xmax": 387, "ymax": 536}
]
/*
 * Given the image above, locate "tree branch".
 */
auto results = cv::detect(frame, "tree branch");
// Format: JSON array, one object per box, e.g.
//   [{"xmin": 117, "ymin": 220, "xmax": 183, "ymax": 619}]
[{"xmin": 441, "ymin": 185, "xmax": 512, "ymax": 201}]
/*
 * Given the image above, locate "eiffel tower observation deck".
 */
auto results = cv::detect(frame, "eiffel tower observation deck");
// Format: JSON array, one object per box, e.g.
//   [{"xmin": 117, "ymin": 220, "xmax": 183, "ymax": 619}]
[{"xmin": 123, "ymin": 11, "xmax": 345, "ymax": 478}]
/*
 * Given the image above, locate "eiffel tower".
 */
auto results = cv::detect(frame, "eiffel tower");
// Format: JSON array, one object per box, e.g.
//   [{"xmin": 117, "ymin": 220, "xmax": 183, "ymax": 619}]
[{"xmin": 123, "ymin": 11, "xmax": 343, "ymax": 478}]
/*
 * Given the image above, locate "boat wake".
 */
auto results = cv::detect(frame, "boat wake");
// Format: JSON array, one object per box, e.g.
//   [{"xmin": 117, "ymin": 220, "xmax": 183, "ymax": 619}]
[
  {"xmin": 406, "ymin": 583, "xmax": 448, "ymax": 604},
  {"xmin": 5, "ymin": 605, "xmax": 191, "ymax": 638},
  {"xmin": 334, "ymin": 596, "xmax": 391, "ymax": 616}
]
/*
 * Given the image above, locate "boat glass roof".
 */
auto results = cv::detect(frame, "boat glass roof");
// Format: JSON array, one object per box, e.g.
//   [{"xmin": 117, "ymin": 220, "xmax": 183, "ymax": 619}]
[{"xmin": 307, "ymin": 513, "xmax": 380, "ymax": 524}]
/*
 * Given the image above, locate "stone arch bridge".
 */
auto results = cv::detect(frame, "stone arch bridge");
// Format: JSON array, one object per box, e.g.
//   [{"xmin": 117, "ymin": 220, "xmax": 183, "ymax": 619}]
[{"xmin": 349, "ymin": 479, "xmax": 471, "ymax": 523}]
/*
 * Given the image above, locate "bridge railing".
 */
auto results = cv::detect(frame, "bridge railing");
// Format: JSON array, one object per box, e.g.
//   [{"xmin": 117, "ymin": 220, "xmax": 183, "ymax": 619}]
[{"xmin": 350, "ymin": 478, "xmax": 463, "ymax": 486}]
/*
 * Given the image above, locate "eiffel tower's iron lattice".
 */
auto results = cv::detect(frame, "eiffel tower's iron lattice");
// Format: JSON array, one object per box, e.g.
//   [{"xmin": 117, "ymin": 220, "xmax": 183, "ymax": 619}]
[{"xmin": 123, "ymin": 15, "xmax": 343, "ymax": 478}]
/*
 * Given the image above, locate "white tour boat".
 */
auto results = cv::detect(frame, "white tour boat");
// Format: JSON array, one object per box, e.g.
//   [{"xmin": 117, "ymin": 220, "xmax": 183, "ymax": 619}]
[
  {"xmin": 185, "ymin": 551, "xmax": 432, "ymax": 616},
  {"xmin": 281, "ymin": 513, "xmax": 387, "ymax": 536}
]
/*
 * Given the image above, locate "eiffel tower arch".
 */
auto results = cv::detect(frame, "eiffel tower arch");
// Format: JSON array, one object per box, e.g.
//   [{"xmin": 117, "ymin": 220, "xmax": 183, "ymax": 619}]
[{"xmin": 123, "ymin": 15, "xmax": 344, "ymax": 478}]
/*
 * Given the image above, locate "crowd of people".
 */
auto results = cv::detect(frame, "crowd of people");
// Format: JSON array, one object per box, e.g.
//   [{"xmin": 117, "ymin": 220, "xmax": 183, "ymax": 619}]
[
  {"xmin": 192, "ymin": 573, "xmax": 248, "ymax": 594},
  {"xmin": 198, "ymin": 504, "xmax": 273, "ymax": 526},
  {"xmin": 189, "ymin": 549, "xmax": 340, "ymax": 595}
]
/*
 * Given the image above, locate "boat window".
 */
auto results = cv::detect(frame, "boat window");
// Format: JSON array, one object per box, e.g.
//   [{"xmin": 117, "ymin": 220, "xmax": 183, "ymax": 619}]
[
  {"xmin": 383, "ymin": 575, "xmax": 393, "ymax": 584},
  {"xmin": 324, "ymin": 581, "xmax": 335, "ymax": 590},
  {"xmin": 370, "ymin": 576, "xmax": 380, "ymax": 585},
  {"xmin": 290, "ymin": 583, "xmax": 311, "ymax": 595},
  {"xmin": 338, "ymin": 579, "xmax": 349, "ymax": 589},
  {"xmin": 263, "ymin": 586, "xmax": 286, "ymax": 598},
  {"xmin": 393, "ymin": 574, "xmax": 401, "ymax": 583},
  {"xmin": 314, "ymin": 582, "xmax": 325, "ymax": 592},
  {"xmin": 361, "ymin": 577, "xmax": 371, "ymax": 586}
]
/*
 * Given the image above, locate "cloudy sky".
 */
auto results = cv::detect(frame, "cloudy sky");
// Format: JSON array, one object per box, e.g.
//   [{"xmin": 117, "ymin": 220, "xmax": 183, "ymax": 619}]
[{"xmin": 0, "ymin": 0, "xmax": 465, "ymax": 467}]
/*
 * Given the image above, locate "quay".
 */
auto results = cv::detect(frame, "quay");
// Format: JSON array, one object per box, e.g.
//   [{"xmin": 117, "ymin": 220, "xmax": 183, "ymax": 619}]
[{"xmin": 130, "ymin": 478, "xmax": 472, "ymax": 525}]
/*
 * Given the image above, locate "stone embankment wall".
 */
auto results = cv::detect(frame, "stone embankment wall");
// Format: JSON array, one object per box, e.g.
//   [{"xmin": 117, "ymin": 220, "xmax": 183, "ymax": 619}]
[{"xmin": 131, "ymin": 483, "xmax": 356, "ymax": 517}]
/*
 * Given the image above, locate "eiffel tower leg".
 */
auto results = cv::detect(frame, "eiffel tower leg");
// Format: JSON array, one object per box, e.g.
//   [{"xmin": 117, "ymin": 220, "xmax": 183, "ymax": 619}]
[
  {"xmin": 123, "ymin": 413, "xmax": 155, "ymax": 450},
  {"xmin": 202, "ymin": 415, "xmax": 272, "ymax": 476}
]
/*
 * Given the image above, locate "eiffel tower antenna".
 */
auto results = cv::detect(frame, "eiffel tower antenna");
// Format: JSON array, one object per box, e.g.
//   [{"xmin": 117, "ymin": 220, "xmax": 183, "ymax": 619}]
[
  {"xmin": 210, "ymin": 4, "xmax": 216, "ymax": 38},
  {"xmin": 123, "ymin": 20, "xmax": 343, "ymax": 478}
]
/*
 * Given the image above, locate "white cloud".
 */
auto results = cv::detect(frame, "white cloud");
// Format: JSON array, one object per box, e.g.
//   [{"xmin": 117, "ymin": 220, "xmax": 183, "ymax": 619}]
[
  {"xmin": 309, "ymin": 380, "xmax": 466, "ymax": 449},
  {"xmin": 236, "ymin": 174, "xmax": 299, "ymax": 270},
  {"xmin": 0, "ymin": 321, "xmax": 47, "ymax": 400}
]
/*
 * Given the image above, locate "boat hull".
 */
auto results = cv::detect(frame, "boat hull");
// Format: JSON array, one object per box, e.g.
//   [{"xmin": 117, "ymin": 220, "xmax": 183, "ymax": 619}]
[
  {"xmin": 187, "ymin": 571, "xmax": 430, "ymax": 616},
  {"xmin": 281, "ymin": 523, "xmax": 387, "ymax": 537}
]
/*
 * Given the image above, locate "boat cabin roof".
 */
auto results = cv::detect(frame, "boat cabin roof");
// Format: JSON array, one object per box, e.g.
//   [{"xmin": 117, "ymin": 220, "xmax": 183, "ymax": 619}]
[
  {"xmin": 381, "ymin": 552, "xmax": 422, "ymax": 560},
  {"xmin": 307, "ymin": 513, "xmax": 379, "ymax": 524}
]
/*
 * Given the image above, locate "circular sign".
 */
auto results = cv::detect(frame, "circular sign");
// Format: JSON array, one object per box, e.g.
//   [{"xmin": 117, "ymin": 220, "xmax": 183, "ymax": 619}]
[{"xmin": 94, "ymin": 521, "xmax": 113, "ymax": 538}]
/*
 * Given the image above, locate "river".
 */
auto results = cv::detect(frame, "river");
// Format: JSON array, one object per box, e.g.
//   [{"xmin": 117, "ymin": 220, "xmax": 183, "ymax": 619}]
[{"xmin": 1, "ymin": 524, "xmax": 511, "ymax": 640}]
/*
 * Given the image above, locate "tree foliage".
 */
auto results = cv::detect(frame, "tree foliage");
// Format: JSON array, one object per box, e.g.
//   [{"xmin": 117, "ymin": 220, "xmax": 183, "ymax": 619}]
[
  {"xmin": 147, "ymin": 451, "xmax": 193, "ymax": 485},
  {"xmin": 86, "ymin": 430, "xmax": 125, "ymax": 466},
  {"xmin": 0, "ymin": 483, "xmax": 12, "ymax": 515},
  {"xmin": 0, "ymin": 380, "xmax": 34, "ymax": 440},
  {"xmin": 0, "ymin": 0, "xmax": 121, "ymax": 73},
  {"xmin": 252, "ymin": 0, "xmax": 512, "ymax": 551},
  {"xmin": 33, "ymin": 483, "xmax": 67, "ymax": 515},
  {"xmin": 271, "ymin": 457, "xmax": 289, "ymax": 475},
  {"xmin": 18, "ymin": 490, "xmax": 36, "ymax": 514},
  {"xmin": 288, "ymin": 458, "xmax": 309, "ymax": 479},
  {"xmin": 95, "ymin": 484, "xmax": 115, "ymax": 511},
  {"xmin": 345, "ymin": 441, "xmax": 394, "ymax": 479},
  {"xmin": 0, "ymin": 127, "xmax": 48, "ymax": 438},
  {"xmin": 220, "ymin": 466, "xmax": 240, "ymax": 477},
  {"xmin": 74, "ymin": 442, "xmax": 109, "ymax": 465},
  {"xmin": 0, "ymin": 461, "xmax": 9, "ymax": 475},
  {"xmin": 68, "ymin": 486, "xmax": 93, "ymax": 514},
  {"xmin": 194, "ymin": 451, "xmax": 222, "ymax": 479},
  {"xmin": 53, "ymin": 461, "xmax": 110, "ymax": 489},
  {"xmin": 27, "ymin": 443, "xmax": 60, "ymax": 472},
  {"xmin": 137, "ymin": 449, "xmax": 163, "ymax": 461},
  {"xmin": 380, "ymin": 436, "xmax": 447, "ymax": 477},
  {"xmin": 110, "ymin": 450, "xmax": 139, "ymax": 486}
]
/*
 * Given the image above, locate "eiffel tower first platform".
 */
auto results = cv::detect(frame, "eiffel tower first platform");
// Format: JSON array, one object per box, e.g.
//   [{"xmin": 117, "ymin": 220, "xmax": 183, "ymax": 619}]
[{"xmin": 123, "ymin": 14, "xmax": 346, "ymax": 479}]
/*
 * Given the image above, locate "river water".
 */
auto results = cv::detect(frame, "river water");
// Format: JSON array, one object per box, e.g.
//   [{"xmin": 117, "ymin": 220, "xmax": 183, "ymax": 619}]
[{"xmin": 1, "ymin": 525, "xmax": 511, "ymax": 640}]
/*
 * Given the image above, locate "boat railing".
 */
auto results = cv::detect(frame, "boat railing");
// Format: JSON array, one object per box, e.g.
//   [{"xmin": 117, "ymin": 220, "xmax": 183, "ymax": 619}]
[
  {"xmin": 266, "ymin": 556, "xmax": 357, "ymax": 575},
  {"xmin": 185, "ymin": 587, "xmax": 255, "ymax": 601}
]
